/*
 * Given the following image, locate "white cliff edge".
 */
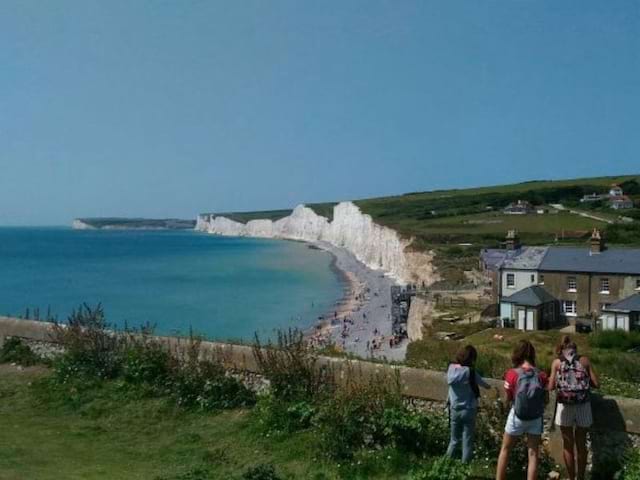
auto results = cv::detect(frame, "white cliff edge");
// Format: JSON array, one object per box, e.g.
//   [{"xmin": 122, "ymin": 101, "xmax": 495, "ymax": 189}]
[
  {"xmin": 196, "ymin": 202, "xmax": 437, "ymax": 286},
  {"xmin": 72, "ymin": 219, "xmax": 97, "ymax": 230}
]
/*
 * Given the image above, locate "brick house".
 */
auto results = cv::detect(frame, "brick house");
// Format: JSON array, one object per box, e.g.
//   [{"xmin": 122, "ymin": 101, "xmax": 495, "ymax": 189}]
[{"xmin": 484, "ymin": 230, "xmax": 640, "ymax": 332}]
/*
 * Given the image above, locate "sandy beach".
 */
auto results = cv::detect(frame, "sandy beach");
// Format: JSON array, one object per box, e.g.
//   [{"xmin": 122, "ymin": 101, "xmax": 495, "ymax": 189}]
[{"xmin": 308, "ymin": 241, "xmax": 407, "ymax": 362}]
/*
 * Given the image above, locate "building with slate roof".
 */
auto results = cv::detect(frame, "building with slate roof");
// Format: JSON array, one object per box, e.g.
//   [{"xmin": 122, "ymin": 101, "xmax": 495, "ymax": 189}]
[
  {"xmin": 500, "ymin": 286, "xmax": 560, "ymax": 330},
  {"xmin": 601, "ymin": 294, "xmax": 640, "ymax": 331},
  {"xmin": 490, "ymin": 229, "xmax": 640, "ymax": 332}
]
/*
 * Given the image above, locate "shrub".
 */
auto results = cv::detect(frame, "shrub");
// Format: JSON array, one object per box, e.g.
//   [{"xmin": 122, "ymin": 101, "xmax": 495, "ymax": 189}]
[
  {"xmin": 410, "ymin": 456, "xmax": 470, "ymax": 480},
  {"xmin": 0, "ymin": 337, "xmax": 40, "ymax": 366},
  {"xmin": 51, "ymin": 304, "xmax": 122, "ymax": 380},
  {"xmin": 121, "ymin": 334, "xmax": 172, "ymax": 386},
  {"xmin": 154, "ymin": 466, "xmax": 213, "ymax": 480},
  {"xmin": 167, "ymin": 339, "xmax": 255, "ymax": 411},
  {"xmin": 621, "ymin": 448, "xmax": 640, "ymax": 480},
  {"xmin": 253, "ymin": 395, "xmax": 315, "ymax": 434},
  {"xmin": 241, "ymin": 464, "xmax": 282, "ymax": 480},
  {"xmin": 253, "ymin": 329, "xmax": 334, "ymax": 403},
  {"xmin": 381, "ymin": 405, "xmax": 448, "ymax": 456},
  {"xmin": 589, "ymin": 330, "xmax": 640, "ymax": 351}
]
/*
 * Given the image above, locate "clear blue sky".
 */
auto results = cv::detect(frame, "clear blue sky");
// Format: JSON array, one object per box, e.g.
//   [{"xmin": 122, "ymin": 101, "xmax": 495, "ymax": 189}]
[{"xmin": 1, "ymin": 1, "xmax": 639, "ymax": 225}]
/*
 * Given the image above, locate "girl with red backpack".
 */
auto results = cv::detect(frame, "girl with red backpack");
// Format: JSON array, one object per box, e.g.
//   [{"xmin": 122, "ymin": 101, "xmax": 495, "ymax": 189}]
[
  {"xmin": 548, "ymin": 336, "xmax": 599, "ymax": 480},
  {"xmin": 496, "ymin": 340, "xmax": 548, "ymax": 480}
]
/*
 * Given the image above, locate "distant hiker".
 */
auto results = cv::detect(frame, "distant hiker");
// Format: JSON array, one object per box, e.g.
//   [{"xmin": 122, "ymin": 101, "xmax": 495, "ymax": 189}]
[
  {"xmin": 446, "ymin": 345, "xmax": 491, "ymax": 463},
  {"xmin": 549, "ymin": 336, "xmax": 599, "ymax": 480},
  {"xmin": 496, "ymin": 340, "xmax": 548, "ymax": 480}
]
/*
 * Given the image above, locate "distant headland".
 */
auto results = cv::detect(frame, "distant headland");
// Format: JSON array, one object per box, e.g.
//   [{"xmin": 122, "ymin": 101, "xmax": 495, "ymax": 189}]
[{"xmin": 72, "ymin": 218, "xmax": 196, "ymax": 230}]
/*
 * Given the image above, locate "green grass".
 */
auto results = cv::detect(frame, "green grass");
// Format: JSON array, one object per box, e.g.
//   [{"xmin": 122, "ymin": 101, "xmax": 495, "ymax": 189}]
[{"xmin": 0, "ymin": 366, "xmax": 496, "ymax": 480}]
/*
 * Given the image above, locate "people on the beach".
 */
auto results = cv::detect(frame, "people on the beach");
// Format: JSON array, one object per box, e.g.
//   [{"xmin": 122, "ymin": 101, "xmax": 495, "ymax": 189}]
[
  {"xmin": 496, "ymin": 340, "xmax": 548, "ymax": 480},
  {"xmin": 549, "ymin": 336, "xmax": 599, "ymax": 480},
  {"xmin": 446, "ymin": 345, "xmax": 491, "ymax": 463}
]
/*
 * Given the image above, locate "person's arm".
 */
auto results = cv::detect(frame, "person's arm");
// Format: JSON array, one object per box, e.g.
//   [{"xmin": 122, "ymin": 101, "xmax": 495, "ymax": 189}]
[
  {"xmin": 475, "ymin": 371, "xmax": 491, "ymax": 390},
  {"xmin": 548, "ymin": 359, "xmax": 560, "ymax": 391},
  {"xmin": 582, "ymin": 357, "xmax": 600, "ymax": 389}
]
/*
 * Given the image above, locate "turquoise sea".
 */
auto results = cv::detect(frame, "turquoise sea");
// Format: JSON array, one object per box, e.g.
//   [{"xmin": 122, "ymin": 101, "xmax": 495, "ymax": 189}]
[{"xmin": 0, "ymin": 228, "xmax": 345, "ymax": 341}]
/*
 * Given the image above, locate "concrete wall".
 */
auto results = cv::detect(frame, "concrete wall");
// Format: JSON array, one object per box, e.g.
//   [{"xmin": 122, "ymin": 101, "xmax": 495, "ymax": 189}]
[{"xmin": 2, "ymin": 316, "xmax": 640, "ymax": 464}]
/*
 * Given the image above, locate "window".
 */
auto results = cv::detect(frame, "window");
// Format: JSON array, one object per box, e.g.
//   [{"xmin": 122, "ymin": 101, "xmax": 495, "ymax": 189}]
[
  {"xmin": 563, "ymin": 300, "xmax": 577, "ymax": 316},
  {"xmin": 600, "ymin": 278, "xmax": 610, "ymax": 294},
  {"xmin": 599, "ymin": 303, "xmax": 612, "ymax": 312},
  {"xmin": 567, "ymin": 276, "xmax": 577, "ymax": 292},
  {"xmin": 530, "ymin": 274, "xmax": 535, "ymax": 284},
  {"xmin": 539, "ymin": 274, "xmax": 545, "ymax": 285},
  {"xmin": 506, "ymin": 273, "xmax": 515, "ymax": 288},
  {"xmin": 636, "ymin": 279, "xmax": 640, "ymax": 291}
]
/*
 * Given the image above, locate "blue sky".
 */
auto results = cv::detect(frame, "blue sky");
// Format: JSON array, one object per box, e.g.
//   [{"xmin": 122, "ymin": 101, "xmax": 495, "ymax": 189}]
[{"xmin": 1, "ymin": 1, "xmax": 639, "ymax": 225}]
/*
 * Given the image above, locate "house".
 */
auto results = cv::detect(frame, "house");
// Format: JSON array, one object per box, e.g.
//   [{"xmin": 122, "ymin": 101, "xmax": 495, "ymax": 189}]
[
  {"xmin": 581, "ymin": 193, "xmax": 607, "ymax": 203},
  {"xmin": 610, "ymin": 184, "xmax": 624, "ymax": 197},
  {"xmin": 503, "ymin": 200, "xmax": 533, "ymax": 215},
  {"xmin": 610, "ymin": 195, "xmax": 634, "ymax": 210},
  {"xmin": 491, "ymin": 229, "xmax": 640, "ymax": 332},
  {"xmin": 601, "ymin": 294, "xmax": 640, "ymax": 331},
  {"xmin": 500, "ymin": 285, "xmax": 560, "ymax": 330}
]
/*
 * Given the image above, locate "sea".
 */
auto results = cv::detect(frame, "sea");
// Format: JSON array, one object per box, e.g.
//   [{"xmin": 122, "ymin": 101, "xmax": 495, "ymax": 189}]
[{"xmin": 0, "ymin": 228, "xmax": 345, "ymax": 342}]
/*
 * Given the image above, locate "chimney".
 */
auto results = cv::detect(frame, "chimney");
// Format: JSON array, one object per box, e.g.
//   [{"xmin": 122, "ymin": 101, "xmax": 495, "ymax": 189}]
[
  {"xmin": 590, "ymin": 228, "xmax": 605, "ymax": 254},
  {"xmin": 505, "ymin": 230, "xmax": 521, "ymax": 251}
]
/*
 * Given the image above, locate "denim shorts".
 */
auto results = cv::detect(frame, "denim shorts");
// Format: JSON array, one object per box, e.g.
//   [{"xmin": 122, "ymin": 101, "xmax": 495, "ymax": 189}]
[{"xmin": 504, "ymin": 408, "xmax": 543, "ymax": 436}]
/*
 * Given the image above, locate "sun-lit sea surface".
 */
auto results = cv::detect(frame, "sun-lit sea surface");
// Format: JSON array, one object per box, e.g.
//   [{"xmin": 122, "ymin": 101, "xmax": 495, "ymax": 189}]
[{"xmin": 0, "ymin": 228, "xmax": 344, "ymax": 341}]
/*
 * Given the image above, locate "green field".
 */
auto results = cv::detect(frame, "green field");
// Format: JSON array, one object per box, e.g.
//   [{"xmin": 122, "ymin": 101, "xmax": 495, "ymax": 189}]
[{"xmin": 199, "ymin": 174, "xmax": 640, "ymax": 249}]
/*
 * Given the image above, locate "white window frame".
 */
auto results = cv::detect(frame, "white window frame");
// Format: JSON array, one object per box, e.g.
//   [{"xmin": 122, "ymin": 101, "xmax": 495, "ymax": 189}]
[
  {"xmin": 539, "ymin": 274, "xmax": 545, "ymax": 285},
  {"xmin": 600, "ymin": 277, "xmax": 610, "ymax": 295},
  {"xmin": 636, "ymin": 278, "xmax": 640, "ymax": 291},
  {"xmin": 567, "ymin": 276, "xmax": 577, "ymax": 293},
  {"xmin": 530, "ymin": 274, "xmax": 535, "ymax": 284},
  {"xmin": 563, "ymin": 300, "xmax": 577, "ymax": 316},
  {"xmin": 506, "ymin": 273, "xmax": 515, "ymax": 289}
]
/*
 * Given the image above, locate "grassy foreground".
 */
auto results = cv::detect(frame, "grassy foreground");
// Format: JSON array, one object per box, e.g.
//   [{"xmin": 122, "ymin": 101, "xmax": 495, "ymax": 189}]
[{"xmin": 0, "ymin": 365, "xmax": 405, "ymax": 480}]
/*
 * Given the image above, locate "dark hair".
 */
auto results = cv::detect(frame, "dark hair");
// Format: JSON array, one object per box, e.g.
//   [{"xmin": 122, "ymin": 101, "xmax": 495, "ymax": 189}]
[
  {"xmin": 511, "ymin": 340, "xmax": 536, "ymax": 367},
  {"xmin": 555, "ymin": 335, "xmax": 577, "ymax": 357},
  {"xmin": 455, "ymin": 345, "xmax": 478, "ymax": 367}
]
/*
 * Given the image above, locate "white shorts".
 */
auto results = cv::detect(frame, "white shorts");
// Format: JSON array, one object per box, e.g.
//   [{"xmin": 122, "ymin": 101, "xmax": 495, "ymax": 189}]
[
  {"xmin": 555, "ymin": 402, "xmax": 592, "ymax": 428},
  {"xmin": 504, "ymin": 408, "xmax": 543, "ymax": 436}
]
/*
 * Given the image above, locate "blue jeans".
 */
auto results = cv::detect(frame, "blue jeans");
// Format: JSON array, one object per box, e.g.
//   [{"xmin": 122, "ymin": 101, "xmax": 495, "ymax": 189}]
[{"xmin": 446, "ymin": 407, "xmax": 477, "ymax": 463}]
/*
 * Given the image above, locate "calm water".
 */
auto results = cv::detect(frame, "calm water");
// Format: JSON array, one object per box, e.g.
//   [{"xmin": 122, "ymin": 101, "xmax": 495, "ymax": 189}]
[{"xmin": 0, "ymin": 228, "xmax": 344, "ymax": 341}]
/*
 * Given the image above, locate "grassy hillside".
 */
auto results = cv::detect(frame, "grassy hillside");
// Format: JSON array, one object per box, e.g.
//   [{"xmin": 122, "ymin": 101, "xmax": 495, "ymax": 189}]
[
  {"xmin": 77, "ymin": 218, "xmax": 196, "ymax": 230},
  {"xmin": 199, "ymin": 174, "xmax": 640, "ymax": 250}
]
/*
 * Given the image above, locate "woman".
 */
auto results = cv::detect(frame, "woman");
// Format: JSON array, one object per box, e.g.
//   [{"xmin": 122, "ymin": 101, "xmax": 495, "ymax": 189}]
[
  {"xmin": 548, "ymin": 336, "xmax": 599, "ymax": 480},
  {"xmin": 446, "ymin": 345, "xmax": 491, "ymax": 463},
  {"xmin": 496, "ymin": 340, "xmax": 548, "ymax": 480}
]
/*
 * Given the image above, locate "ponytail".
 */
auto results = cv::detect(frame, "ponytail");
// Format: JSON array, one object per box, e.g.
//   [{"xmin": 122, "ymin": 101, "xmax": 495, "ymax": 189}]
[{"xmin": 556, "ymin": 335, "xmax": 577, "ymax": 358}]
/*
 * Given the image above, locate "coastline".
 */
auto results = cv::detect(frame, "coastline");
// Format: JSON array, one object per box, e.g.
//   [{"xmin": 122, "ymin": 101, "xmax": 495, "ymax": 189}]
[{"xmin": 307, "ymin": 241, "xmax": 407, "ymax": 361}]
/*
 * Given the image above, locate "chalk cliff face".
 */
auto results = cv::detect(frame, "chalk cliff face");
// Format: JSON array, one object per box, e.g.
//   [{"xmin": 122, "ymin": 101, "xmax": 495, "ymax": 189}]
[{"xmin": 196, "ymin": 202, "xmax": 437, "ymax": 285}]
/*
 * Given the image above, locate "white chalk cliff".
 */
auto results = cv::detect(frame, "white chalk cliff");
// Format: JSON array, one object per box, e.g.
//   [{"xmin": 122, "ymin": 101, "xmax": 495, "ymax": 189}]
[{"xmin": 196, "ymin": 202, "xmax": 437, "ymax": 285}]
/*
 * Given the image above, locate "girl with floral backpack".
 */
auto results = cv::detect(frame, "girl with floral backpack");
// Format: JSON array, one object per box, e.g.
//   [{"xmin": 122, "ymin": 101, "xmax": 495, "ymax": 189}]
[{"xmin": 549, "ymin": 336, "xmax": 599, "ymax": 480}]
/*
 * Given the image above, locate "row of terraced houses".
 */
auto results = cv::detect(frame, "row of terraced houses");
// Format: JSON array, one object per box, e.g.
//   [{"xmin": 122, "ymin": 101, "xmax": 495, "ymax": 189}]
[{"xmin": 481, "ymin": 230, "xmax": 640, "ymax": 332}]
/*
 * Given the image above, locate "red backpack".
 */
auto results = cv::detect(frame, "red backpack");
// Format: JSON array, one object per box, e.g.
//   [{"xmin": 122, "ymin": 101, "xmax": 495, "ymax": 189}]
[{"xmin": 556, "ymin": 349, "xmax": 590, "ymax": 404}]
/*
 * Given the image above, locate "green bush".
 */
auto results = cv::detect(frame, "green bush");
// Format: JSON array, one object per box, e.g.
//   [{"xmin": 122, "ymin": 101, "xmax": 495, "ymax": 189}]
[
  {"xmin": 589, "ymin": 330, "xmax": 640, "ymax": 351},
  {"xmin": 0, "ymin": 337, "xmax": 41, "ymax": 366},
  {"xmin": 381, "ymin": 405, "xmax": 448, "ymax": 456},
  {"xmin": 621, "ymin": 448, "xmax": 640, "ymax": 480},
  {"xmin": 241, "ymin": 464, "xmax": 282, "ymax": 480},
  {"xmin": 154, "ymin": 466, "xmax": 213, "ymax": 480},
  {"xmin": 253, "ymin": 329, "xmax": 334, "ymax": 403},
  {"xmin": 410, "ymin": 456, "xmax": 470, "ymax": 480},
  {"xmin": 51, "ymin": 304, "xmax": 122, "ymax": 380},
  {"xmin": 253, "ymin": 395, "xmax": 315, "ymax": 434},
  {"xmin": 121, "ymin": 335, "xmax": 172, "ymax": 386}
]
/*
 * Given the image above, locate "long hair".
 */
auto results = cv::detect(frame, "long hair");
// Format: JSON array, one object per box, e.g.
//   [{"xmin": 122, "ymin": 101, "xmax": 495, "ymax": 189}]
[
  {"xmin": 511, "ymin": 339, "xmax": 536, "ymax": 367},
  {"xmin": 555, "ymin": 335, "xmax": 577, "ymax": 357},
  {"xmin": 455, "ymin": 345, "xmax": 478, "ymax": 367}
]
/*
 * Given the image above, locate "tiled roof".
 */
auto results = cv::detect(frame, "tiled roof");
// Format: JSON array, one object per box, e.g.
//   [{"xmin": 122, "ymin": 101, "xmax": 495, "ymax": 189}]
[
  {"xmin": 604, "ymin": 293, "xmax": 640, "ymax": 312},
  {"xmin": 501, "ymin": 247, "xmax": 549, "ymax": 270},
  {"xmin": 502, "ymin": 286, "xmax": 557, "ymax": 307},
  {"xmin": 540, "ymin": 246, "xmax": 640, "ymax": 275}
]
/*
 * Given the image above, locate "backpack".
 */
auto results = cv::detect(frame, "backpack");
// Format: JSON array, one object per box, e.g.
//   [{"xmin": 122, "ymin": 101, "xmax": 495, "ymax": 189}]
[
  {"xmin": 513, "ymin": 367, "xmax": 545, "ymax": 421},
  {"xmin": 556, "ymin": 352, "xmax": 590, "ymax": 404}
]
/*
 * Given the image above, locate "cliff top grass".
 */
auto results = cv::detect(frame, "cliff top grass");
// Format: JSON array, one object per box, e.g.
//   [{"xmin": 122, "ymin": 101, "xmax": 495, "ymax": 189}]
[
  {"xmin": 76, "ymin": 218, "xmax": 196, "ymax": 229},
  {"xmin": 198, "ymin": 174, "xmax": 640, "ymax": 248}
]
